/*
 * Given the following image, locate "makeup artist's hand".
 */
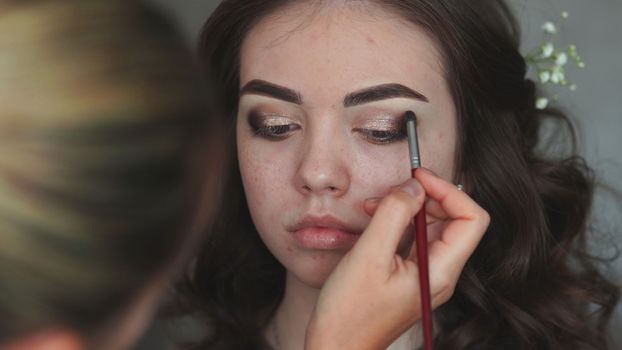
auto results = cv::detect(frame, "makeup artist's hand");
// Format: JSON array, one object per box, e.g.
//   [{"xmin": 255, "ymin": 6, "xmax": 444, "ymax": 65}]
[{"xmin": 305, "ymin": 168, "xmax": 490, "ymax": 350}]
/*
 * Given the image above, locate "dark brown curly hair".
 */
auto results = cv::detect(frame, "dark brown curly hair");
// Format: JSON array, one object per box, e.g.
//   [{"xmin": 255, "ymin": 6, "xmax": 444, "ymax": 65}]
[{"xmin": 175, "ymin": 0, "xmax": 620, "ymax": 349}]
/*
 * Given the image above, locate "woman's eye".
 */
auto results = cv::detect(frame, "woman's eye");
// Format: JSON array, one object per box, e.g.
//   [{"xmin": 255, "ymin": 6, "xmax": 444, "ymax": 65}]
[
  {"xmin": 252, "ymin": 123, "xmax": 300, "ymax": 140},
  {"xmin": 354, "ymin": 128, "xmax": 406, "ymax": 144},
  {"xmin": 247, "ymin": 110, "xmax": 301, "ymax": 140}
]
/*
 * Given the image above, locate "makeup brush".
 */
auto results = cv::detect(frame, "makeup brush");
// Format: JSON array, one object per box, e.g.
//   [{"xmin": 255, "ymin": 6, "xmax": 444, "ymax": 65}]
[{"xmin": 405, "ymin": 110, "xmax": 433, "ymax": 350}]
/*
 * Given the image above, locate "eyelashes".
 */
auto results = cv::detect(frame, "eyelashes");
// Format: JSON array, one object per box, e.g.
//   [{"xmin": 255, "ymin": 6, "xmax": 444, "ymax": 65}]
[
  {"xmin": 353, "ymin": 127, "xmax": 407, "ymax": 144},
  {"xmin": 253, "ymin": 123, "xmax": 300, "ymax": 139},
  {"xmin": 352, "ymin": 116, "xmax": 407, "ymax": 144},
  {"xmin": 248, "ymin": 110, "xmax": 301, "ymax": 140},
  {"xmin": 246, "ymin": 109, "xmax": 407, "ymax": 145}
]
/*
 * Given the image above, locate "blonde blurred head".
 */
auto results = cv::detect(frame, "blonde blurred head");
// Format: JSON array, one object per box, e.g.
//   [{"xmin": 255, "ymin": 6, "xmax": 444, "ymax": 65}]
[{"xmin": 0, "ymin": 1, "xmax": 221, "ymax": 349}]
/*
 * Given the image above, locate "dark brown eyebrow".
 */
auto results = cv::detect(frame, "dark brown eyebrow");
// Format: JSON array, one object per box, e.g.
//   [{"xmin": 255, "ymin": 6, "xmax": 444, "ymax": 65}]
[
  {"xmin": 343, "ymin": 83, "xmax": 428, "ymax": 107},
  {"xmin": 240, "ymin": 79, "xmax": 302, "ymax": 105},
  {"xmin": 240, "ymin": 80, "xmax": 428, "ymax": 107}
]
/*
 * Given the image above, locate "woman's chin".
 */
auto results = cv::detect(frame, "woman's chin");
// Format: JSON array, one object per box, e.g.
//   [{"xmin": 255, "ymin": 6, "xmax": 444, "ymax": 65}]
[{"xmin": 287, "ymin": 251, "xmax": 347, "ymax": 289}]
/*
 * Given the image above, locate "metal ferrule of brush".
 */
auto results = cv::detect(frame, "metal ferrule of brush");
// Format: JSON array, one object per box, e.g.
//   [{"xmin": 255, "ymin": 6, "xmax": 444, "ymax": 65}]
[{"xmin": 405, "ymin": 111, "xmax": 421, "ymax": 169}]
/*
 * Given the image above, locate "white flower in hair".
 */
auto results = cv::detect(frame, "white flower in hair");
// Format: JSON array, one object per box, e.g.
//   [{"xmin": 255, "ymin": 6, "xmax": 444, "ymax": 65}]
[
  {"xmin": 536, "ymin": 97, "xmax": 549, "ymax": 110},
  {"xmin": 550, "ymin": 66, "xmax": 565, "ymax": 84},
  {"xmin": 555, "ymin": 52, "xmax": 568, "ymax": 66},
  {"xmin": 539, "ymin": 71, "xmax": 551, "ymax": 83},
  {"xmin": 525, "ymin": 11, "xmax": 584, "ymax": 109},
  {"xmin": 542, "ymin": 21, "xmax": 557, "ymax": 34},
  {"xmin": 541, "ymin": 43, "xmax": 554, "ymax": 58}
]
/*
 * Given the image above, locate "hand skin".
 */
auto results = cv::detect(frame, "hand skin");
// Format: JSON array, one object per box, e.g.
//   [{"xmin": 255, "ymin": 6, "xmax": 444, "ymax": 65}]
[{"xmin": 305, "ymin": 168, "xmax": 490, "ymax": 350}]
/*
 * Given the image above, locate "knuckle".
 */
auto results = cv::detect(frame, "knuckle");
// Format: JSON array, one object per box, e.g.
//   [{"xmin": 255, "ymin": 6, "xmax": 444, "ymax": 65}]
[
  {"xmin": 478, "ymin": 208, "xmax": 491, "ymax": 229},
  {"xmin": 439, "ymin": 284, "xmax": 456, "ymax": 304},
  {"xmin": 481, "ymin": 208, "xmax": 491, "ymax": 223},
  {"xmin": 436, "ymin": 273, "xmax": 452, "ymax": 291},
  {"xmin": 435, "ymin": 275, "xmax": 457, "ymax": 303}
]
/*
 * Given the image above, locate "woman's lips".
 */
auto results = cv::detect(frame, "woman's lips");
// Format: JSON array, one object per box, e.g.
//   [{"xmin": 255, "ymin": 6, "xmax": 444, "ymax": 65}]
[
  {"xmin": 289, "ymin": 215, "xmax": 363, "ymax": 250},
  {"xmin": 293, "ymin": 227, "xmax": 361, "ymax": 250}
]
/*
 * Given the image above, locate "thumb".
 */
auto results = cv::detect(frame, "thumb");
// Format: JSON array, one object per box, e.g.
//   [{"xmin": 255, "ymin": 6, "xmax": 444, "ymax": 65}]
[{"xmin": 354, "ymin": 178, "xmax": 425, "ymax": 265}]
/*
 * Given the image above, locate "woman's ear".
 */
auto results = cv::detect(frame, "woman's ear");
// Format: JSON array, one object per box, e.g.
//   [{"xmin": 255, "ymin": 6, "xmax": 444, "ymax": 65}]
[{"xmin": 1, "ymin": 329, "xmax": 84, "ymax": 350}]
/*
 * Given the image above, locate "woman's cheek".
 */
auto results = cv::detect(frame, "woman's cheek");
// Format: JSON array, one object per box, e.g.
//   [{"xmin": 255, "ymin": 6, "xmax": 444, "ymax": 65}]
[
  {"xmin": 351, "ymin": 144, "xmax": 411, "ymax": 195},
  {"xmin": 240, "ymin": 144, "xmax": 291, "ymax": 200}
]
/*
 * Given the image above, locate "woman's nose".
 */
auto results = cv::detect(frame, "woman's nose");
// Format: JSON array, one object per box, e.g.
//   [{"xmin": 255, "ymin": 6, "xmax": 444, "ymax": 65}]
[{"xmin": 294, "ymin": 129, "xmax": 350, "ymax": 197}]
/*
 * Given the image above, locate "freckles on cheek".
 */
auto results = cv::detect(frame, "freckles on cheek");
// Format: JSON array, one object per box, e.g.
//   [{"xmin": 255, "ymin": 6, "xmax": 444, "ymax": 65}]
[
  {"xmin": 239, "ymin": 142, "xmax": 296, "ymax": 207},
  {"xmin": 241, "ymin": 155, "xmax": 280, "ymax": 198},
  {"xmin": 354, "ymin": 150, "xmax": 411, "ymax": 196},
  {"xmin": 240, "ymin": 152, "xmax": 291, "ymax": 244}
]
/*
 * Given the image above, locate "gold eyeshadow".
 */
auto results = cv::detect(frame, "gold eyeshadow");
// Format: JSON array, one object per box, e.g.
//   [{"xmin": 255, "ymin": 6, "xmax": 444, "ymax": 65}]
[
  {"xmin": 352, "ymin": 114, "xmax": 408, "ymax": 145},
  {"xmin": 249, "ymin": 110, "xmax": 292, "ymax": 125},
  {"xmin": 245, "ymin": 107, "xmax": 410, "ymax": 144},
  {"xmin": 356, "ymin": 118, "xmax": 402, "ymax": 131},
  {"xmin": 247, "ymin": 109, "xmax": 300, "ymax": 140}
]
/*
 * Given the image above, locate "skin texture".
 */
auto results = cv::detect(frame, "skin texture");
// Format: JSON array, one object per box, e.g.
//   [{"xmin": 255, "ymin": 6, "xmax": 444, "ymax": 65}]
[
  {"xmin": 238, "ymin": 4, "xmax": 455, "ymax": 285},
  {"xmin": 236, "ymin": 3, "xmax": 489, "ymax": 349}
]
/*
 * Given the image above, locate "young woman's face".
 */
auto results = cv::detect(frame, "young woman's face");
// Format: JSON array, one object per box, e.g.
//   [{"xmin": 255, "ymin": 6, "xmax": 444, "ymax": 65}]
[{"xmin": 237, "ymin": 3, "xmax": 457, "ymax": 288}]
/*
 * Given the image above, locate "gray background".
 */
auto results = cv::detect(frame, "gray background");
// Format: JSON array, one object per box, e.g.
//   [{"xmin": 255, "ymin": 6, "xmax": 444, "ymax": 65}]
[{"xmin": 136, "ymin": 0, "xmax": 622, "ymax": 348}]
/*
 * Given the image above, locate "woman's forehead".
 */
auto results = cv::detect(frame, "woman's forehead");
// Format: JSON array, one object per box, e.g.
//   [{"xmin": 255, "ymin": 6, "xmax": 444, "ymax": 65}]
[{"xmin": 240, "ymin": 3, "xmax": 446, "ymax": 105}]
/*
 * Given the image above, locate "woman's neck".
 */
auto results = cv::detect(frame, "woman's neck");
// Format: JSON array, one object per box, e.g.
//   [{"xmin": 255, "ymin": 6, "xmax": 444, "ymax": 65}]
[
  {"xmin": 268, "ymin": 271, "xmax": 422, "ymax": 350},
  {"xmin": 269, "ymin": 271, "xmax": 320, "ymax": 350}
]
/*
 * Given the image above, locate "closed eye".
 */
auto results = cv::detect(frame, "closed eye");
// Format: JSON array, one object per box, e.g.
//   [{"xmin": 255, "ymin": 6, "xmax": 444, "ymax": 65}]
[
  {"xmin": 252, "ymin": 123, "xmax": 301, "ymax": 140},
  {"xmin": 353, "ymin": 128, "xmax": 407, "ymax": 144},
  {"xmin": 247, "ymin": 110, "xmax": 301, "ymax": 141}
]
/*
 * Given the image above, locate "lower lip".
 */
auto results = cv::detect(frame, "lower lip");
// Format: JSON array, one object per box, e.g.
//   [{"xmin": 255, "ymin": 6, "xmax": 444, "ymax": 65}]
[{"xmin": 293, "ymin": 227, "xmax": 361, "ymax": 250}]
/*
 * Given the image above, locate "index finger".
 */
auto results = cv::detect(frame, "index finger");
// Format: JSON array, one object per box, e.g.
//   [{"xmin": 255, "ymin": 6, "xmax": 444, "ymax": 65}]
[{"xmin": 415, "ymin": 169, "xmax": 490, "ymax": 264}]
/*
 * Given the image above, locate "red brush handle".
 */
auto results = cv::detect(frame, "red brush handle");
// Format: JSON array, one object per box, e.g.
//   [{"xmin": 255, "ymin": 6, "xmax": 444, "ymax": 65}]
[{"xmin": 413, "ymin": 168, "xmax": 433, "ymax": 350}]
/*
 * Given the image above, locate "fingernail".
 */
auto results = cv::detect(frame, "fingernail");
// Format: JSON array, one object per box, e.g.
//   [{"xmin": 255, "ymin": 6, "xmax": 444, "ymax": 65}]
[
  {"xmin": 364, "ymin": 197, "xmax": 382, "ymax": 204},
  {"xmin": 399, "ymin": 179, "xmax": 422, "ymax": 197},
  {"xmin": 417, "ymin": 167, "xmax": 438, "ymax": 177}
]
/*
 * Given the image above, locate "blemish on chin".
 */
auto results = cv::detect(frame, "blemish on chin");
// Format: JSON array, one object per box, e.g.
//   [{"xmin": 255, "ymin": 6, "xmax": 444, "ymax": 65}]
[{"xmin": 367, "ymin": 36, "xmax": 376, "ymax": 44}]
